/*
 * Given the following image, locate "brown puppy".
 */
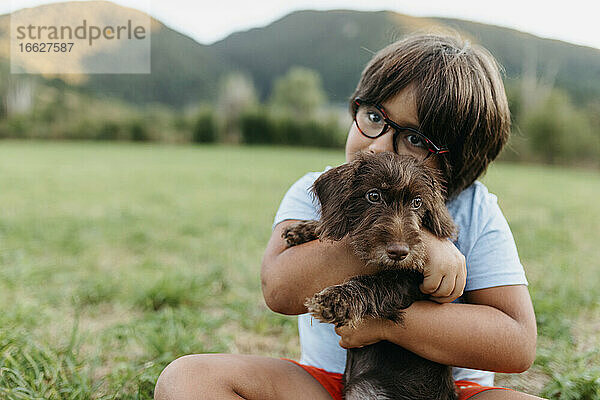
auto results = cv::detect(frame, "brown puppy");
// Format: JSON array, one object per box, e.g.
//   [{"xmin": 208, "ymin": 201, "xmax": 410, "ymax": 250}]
[{"xmin": 283, "ymin": 152, "xmax": 458, "ymax": 400}]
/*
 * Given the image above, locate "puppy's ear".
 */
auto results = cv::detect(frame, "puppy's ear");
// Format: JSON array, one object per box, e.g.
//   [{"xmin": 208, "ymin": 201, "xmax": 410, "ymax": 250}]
[
  {"xmin": 422, "ymin": 175, "xmax": 458, "ymax": 240},
  {"xmin": 311, "ymin": 160, "xmax": 360, "ymax": 240}
]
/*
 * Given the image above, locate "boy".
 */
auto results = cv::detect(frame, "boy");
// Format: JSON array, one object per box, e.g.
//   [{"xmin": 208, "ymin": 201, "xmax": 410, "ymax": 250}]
[{"xmin": 155, "ymin": 34, "xmax": 541, "ymax": 400}]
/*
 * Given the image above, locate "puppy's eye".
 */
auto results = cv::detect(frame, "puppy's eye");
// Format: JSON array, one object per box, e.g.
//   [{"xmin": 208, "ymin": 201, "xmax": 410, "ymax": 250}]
[
  {"xmin": 411, "ymin": 197, "xmax": 422, "ymax": 210},
  {"xmin": 366, "ymin": 189, "xmax": 382, "ymax": 204}
]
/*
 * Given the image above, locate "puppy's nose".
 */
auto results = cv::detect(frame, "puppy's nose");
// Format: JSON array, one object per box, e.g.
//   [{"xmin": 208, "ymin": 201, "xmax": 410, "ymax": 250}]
[{"xmin": 386, "ymin": 243, "xmax": 410, "ymax": 261}]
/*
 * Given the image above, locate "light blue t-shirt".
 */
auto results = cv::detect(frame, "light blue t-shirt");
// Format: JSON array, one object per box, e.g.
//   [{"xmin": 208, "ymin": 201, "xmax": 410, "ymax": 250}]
[{"xmin": 273, "ymin": 168, "xmax": 528, "ymax": 386}]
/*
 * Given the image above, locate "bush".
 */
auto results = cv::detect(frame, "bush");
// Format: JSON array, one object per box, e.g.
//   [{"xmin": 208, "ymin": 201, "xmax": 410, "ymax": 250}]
[
  {"xmin": 240, "ymin": 107, "xmax": 345, "ymax": 148},
  {"xmin": 239, "ymin": 108, "xmax": 276, "ymax": 144},
  {"xmin": 518, "ymin": 89, "xmax": 599, "ymax": 165},
  {"xmin": 192, "ymin": 110, "xmax": 218, "ymax": 143},
  {"xmin": 1, "ymin": 116, "xmax": 31, "ymax": 138},
  {"xmin": 95, "ymin": 121, "xmax": 122, "ymax": 141},
  {"xmin": 129, "ymin": 120, "xmax": 151, "ymax": 141}
]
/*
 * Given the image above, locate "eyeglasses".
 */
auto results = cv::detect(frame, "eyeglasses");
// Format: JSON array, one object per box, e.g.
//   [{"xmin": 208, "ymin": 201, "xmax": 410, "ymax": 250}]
[{"xmin": 352, "ymin": 98, "xmax": 449, "ymax": 157}]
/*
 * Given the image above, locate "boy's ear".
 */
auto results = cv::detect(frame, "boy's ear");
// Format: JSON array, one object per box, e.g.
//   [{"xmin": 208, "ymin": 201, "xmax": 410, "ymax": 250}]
[
  {"xmin": 422, "ymin": 176, "xmax": 458, "ymax": 240},
  {"xmin": 311, "ymin": 160, "xmax": 360, "ymax": 240}
]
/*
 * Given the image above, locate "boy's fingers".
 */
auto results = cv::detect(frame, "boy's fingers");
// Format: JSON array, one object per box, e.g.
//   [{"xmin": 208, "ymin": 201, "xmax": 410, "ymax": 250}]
[
  {"xmin": 430, "ymin": 294, "xmax": 457, "ymax": 303},
  {"xmin": 449, "ymin": 262, "xmax": 467, "ymax": 300},
  {"xmin": 431, "ymin": 275, "xmax": 455, "ymax": 298},
  {"xmin": 420, "ymin": 274, "xmax": 442, "ymax": 294},
  {"xmin": 455, "ymin": 266, "xmax": 467, "ymax": 295},
  {"xmin": 431, "ymin": 275, "xmax": 464, "ymax": 303}
]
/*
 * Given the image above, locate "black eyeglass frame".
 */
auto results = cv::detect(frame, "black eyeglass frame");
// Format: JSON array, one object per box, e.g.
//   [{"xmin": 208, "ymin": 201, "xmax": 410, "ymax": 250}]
[{"xmin": 352, "ymin": 98, "xmax": 449, "ymax": 156}]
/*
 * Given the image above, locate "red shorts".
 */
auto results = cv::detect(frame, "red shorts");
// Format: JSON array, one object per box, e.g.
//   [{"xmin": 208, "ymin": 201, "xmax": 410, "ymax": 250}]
[{"xmin": 284, "ymin": 359, "xmax": 512, "ymax": 400}]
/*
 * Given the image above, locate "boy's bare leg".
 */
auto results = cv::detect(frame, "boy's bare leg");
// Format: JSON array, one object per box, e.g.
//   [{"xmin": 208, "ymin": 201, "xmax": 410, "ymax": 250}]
[
  {"xmin": 471, "ymin": 390, "xmax": 545, "ymax": 399},
  {"xmin": 154, "ymin": 354, "xmax": 332, "ymax": 400}
]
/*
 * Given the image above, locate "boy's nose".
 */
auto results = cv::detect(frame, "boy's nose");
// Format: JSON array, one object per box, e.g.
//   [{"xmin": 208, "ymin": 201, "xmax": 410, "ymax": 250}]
[{"xmin": 367, "ymin": 133, "xmax": 394, "ymax": 154}]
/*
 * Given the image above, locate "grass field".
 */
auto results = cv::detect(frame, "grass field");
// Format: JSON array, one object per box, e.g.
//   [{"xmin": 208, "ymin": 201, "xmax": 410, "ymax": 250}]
[{"xmin": 0, "ymin": 141, "xmax": 599, "ymax": 399}]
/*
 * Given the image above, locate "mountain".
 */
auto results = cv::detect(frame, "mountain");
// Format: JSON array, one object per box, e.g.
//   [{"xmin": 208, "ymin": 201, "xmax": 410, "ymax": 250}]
[
  {"xmin": 212, "ymin": 10, "xmax": 600, "ymax": 105},
  {"xmin": 1, "ymin": 3, "xmax": 599, "ymax": 107},
  {"xmin": 0, "ymin": 1, "xmax": 230, "ymax": 107},
  {"xmin": 210, "ymin": 10, "xmax": 404, "ymax": 103},
  {"xmin": 83, "ymin": 18, "xmax": 229, "ymax": 106},
  {"xmin": 434, "ymin": 17, "xmax": 600, "ymax": 106}
]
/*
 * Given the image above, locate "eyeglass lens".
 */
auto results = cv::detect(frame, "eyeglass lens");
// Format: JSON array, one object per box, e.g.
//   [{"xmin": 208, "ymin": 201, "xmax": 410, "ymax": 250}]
[{"xmin": 355, "ymin": 103, "xmax": 437, "ymax": 155}]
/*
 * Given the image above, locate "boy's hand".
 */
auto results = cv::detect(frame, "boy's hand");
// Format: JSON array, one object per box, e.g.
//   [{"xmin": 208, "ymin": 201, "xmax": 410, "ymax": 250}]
[
  {"xmin": 420, "ymin": 230, "xmax": 466, "ymax": 303},
  {"xmin": 335, "ymin": 317, "xmax": 390, "ymax": 349}
]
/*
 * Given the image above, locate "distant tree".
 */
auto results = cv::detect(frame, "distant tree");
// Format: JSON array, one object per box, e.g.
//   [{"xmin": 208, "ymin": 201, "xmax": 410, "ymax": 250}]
[
  {"xmin": 269, "ymin": 67, "xmax": 326, "ymax": 119},
  {"xmin": 0, "ymin": 63, "xmax": 9, "ymax": 119},
  {"xmin": 522, "ymin": 89, "xmax": 597, "ymax": 164},
  {"xmin": 519, "ymin": 46, "xmax": 559, "ymax": 114},
  {"xmin": 129, "ymin": 120, "xmax": 151, "ymax": 142},
  {"xmin": 217, "ymin": 73, "xmax": 258, "ymax": 143},
  {"xmin": 586, "ymin": 101, "xmax": 600, "ymax": 137},
  {"xmin": 193, "ymin": 107, "xmax": 218, "ymax": 143}
]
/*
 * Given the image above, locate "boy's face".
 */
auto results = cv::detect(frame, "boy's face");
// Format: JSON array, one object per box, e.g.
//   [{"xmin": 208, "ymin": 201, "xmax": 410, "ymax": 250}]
[{"xmin": 345, "ymin": 86, "xmax": 439, "ymax": 169}]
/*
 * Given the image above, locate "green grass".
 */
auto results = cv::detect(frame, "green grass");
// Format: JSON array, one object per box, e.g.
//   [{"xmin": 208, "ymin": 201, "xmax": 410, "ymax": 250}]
[{"xmin": 0, "ymin": 140, "xmax": 598, "ymax": 399}]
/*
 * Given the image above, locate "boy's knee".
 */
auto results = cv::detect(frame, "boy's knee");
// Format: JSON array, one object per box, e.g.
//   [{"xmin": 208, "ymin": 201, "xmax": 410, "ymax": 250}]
[
  {"xmin": 155, "ymin": 355, "xmax": 189, "ymax": 400},
  {"xmin": 154, "ymin": 354, "xmax": 223, "ymax": 400}
]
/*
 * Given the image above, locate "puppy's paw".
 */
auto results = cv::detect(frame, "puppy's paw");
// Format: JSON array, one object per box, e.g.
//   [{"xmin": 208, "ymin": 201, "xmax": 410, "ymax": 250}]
[
  {"xmin": 282, "ymin": 221, "xmax": 319, "ymax": 247},
  {"xmin": 282, "ymin": 226, "xmax": 304, "ymax": 247},
  {"xmin": 305, "ymin": 285, "xmax": 358, "ymax": 328}
]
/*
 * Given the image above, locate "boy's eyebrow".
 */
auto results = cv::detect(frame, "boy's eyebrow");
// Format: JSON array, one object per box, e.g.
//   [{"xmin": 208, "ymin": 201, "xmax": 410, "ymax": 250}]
[
  {"xmin": 395, "ymin": 120, "xmax": 421, "ymax": 131},
  {"xmin": 380, "ymin": 104, "xmax": 420, "ymax": 130},
  {"xmin": 386, "ymin": 112, "xmax": 420, "ymax": 131}
]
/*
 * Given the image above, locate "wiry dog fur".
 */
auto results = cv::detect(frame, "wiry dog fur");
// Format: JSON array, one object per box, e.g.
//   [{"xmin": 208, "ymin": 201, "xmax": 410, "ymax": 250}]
[{"xmin": 283, "ymin": 152, "xmax": 458, "ymax": 400}]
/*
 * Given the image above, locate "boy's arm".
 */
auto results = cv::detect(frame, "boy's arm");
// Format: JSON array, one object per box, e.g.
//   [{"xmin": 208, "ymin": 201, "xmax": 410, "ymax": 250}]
[
  {"xmin": 336, "ymin": 285, "xmax": 537, "ymax": 373},
  {"xmin": 261, "ymin": 220, "xmax": 373, "ymax": 315},
  {"xmin": 262, "ymin": 220, "xmax": 466, "ymax": 315}
]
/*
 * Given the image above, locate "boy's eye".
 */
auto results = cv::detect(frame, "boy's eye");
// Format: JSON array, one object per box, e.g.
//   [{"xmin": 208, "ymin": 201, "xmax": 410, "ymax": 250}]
[
  {"xmin": 406, "ymin": 134, "xmax": 426, "ymax": 148},
  {"xmin": 365, "ymin": 189, "xmax": 382, "ymax": 204},
  {"xmin": 367, "ymin": 111, "xmax": 383, "ymax": 124},
  {"xmin": 411, "ymin": 197, "xmax": 423, "ymax": 210}
]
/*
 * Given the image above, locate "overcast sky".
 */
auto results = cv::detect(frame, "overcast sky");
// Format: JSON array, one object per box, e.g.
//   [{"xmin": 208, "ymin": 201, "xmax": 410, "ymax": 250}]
[{"xmin": 5, "ymin": 0, "xmax": 600, "ymax": 50}]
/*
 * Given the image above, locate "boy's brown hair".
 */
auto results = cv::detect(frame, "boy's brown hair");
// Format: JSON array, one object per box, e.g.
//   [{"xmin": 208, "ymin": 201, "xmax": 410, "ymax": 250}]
[{"xmin": 350, "ymin": 33, "xmax": 511, "ymax": 199}]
